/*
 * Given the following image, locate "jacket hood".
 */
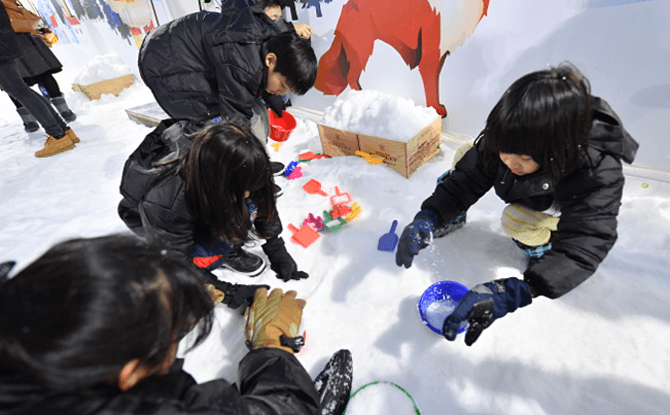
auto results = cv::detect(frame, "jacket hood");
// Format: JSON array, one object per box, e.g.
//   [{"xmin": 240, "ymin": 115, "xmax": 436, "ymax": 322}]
[{"xmin": 589, "ymin": 96, "xmax": 638, "ymax": 164}]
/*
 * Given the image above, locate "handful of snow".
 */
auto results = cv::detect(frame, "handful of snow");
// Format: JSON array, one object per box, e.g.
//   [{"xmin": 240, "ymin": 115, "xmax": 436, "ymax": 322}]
[
  {"xmin": 73, "ymin": 54, "xmax": 132, "ymax": 85},
  {"xmin": 344, "ymin": 381, "xmax": 421, "ymax": 415},
  {"xmin": 320, "ymin": 90, "xmax": 439, "ymax": 143}
]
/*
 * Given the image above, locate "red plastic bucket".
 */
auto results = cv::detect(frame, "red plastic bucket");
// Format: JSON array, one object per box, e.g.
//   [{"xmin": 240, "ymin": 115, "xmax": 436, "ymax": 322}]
[{"xmin": 268, "ymin": 109, "xmax": 297, "ymax": 142}]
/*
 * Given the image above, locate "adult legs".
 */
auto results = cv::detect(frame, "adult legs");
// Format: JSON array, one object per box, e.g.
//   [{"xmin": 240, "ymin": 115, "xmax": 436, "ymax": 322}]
[{"xmin": 0, "ymin": 60, "xmax": 67, "ymax": 139}]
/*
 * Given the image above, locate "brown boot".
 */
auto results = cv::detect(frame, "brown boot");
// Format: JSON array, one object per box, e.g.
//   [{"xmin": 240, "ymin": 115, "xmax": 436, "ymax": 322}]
[
  {"xmin": 65, "ymin": 128, "xmax": 80, "ymax": 143},
  {"xmin": 35, "ymin": 134, "xmax": 75, "ymax": 158}
]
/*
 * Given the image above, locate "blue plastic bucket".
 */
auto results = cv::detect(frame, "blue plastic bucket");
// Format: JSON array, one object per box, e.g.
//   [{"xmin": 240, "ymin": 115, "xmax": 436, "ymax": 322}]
[
  {"xmin": 418, "ymin": 280, "xmax": 469, "ymax": 335},
  {"xmin": 344, "ymin": 381, "xmax": 421, "ymax": 415}
]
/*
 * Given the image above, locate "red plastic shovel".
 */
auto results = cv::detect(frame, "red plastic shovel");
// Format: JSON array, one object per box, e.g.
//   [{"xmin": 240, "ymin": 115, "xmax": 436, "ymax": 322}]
[{"xmin": 303, "ymin": 179, "xmax": 328, "ymax": 196}]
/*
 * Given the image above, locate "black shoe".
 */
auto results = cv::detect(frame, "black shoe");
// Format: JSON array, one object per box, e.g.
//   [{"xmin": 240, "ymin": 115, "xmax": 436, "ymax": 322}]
[
  {"xmin": 271, "ymin": 161, "xmax": 285, "ymax": 176},
  {"xmin": 222, "ymin": 246, "xmax": 266, "ymax": 277},
  {"xmin": 433, "ymin": 212, "xmax": 466, "ymax": 238},
  {"xmin": 314, "ymin": 349, "xmax": 353, "ymax": 415},
  {"xmin": 274, "ymin": 184, "xmax": 283, "ymax": 198}
]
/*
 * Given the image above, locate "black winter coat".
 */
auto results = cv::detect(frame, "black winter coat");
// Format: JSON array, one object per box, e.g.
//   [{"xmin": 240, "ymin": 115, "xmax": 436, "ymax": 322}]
[
  {"xmin": 421, "ymin": 97, "xmax": 638, "ymax": 299},
  {"xmin": 14, "ymin": 32, "xmax": 62, "ymax": 80},
  {"xmin": 118, "ymin": 120, "xmax": 282, "ymax": 262},
  {"xmin": 0, "ymin": 348, "xmax": 320, "ymax": 415},
  {"xmin": 0, "ymin": 1, "xmax": 19, "ymax": 61},
  {"xmin": 138, "ymin": 0, "xmax": 291, "ymax": 125}
]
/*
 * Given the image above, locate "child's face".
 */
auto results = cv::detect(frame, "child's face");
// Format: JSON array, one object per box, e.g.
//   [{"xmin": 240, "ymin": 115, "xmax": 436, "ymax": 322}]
[
  {"xmin": 265, "ymin": 53, "xmax": 292, "ymax": 96},
  {"xmin": 499, "ymin": 152, "xmax": 541, "ymax": 176}
]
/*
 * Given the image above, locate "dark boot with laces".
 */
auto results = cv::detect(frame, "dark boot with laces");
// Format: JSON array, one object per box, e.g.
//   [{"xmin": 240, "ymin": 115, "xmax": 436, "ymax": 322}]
[
  {"xmin": 314, "ymin": 349, "xmax": 353, "ymax": 415},
  {"xmin": 222, "ymin": 245, "xmax": 266, "ymax": 277}
]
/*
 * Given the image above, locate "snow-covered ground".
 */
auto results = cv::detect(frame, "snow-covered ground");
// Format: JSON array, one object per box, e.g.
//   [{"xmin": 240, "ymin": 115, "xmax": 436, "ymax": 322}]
[{"xmin": 1, "ymin": 64, "xmax": 669, "ymax": 414}]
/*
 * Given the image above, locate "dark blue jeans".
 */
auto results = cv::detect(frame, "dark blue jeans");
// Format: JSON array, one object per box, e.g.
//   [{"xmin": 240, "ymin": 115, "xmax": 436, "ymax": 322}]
[{"xmin": 0, "ymin": 59, "xmax": 67, "ymax": 138}]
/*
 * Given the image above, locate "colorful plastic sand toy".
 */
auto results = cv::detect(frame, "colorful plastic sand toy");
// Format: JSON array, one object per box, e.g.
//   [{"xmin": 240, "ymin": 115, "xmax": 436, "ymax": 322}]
[
  {"xmin": 330, "ymin": 203, "xmax": 352, "ymax": 219},
  {"xmin": 301, "ymin": 213, "xmax": 323, "ymax": 231},
  {"xmin": 303, "ymin": 179, "xmax": 328, "ymax": 196},
  {"xmin": 378, "ymin": 220, "xmax": 399, "ymax": 252},
  {"xmin": 287, "ymin": 166, "xmax": 303, "ymax": 180},
  {"xmin": 355, "ymin": 150, "xmax": 385, "ymax": 164},
  {"xmin": 322, "ymin": 210, "xmax": 347, "ymax": 232},
  {"xmin": 271, "ymin": 142, "xmax": 284, "ymax": 152},
  {"xmin": 284, "ymin": 161, "xmax": 300, "ymax": 176},
  {"xmin": 344, "ymin": 202, "xmax": 362, "ymax": 222},
  {"xmin": 330, "ymin": 186, "xmax": 352, "ymax": 206},
  {"xmin": 287, "ymin": 223, "xmax": 320, "ymax": 248}
]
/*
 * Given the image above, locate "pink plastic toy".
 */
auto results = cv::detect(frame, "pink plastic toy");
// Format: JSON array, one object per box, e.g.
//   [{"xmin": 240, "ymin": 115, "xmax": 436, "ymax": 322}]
[
  {"xmin": 302, "ymin": 213, "xmax": 323, "ymax": 231},
  {"xmin": 287, "ymin": 166, "xmax": 303, "ymax": 180},
  {"xmin": 330, "ymin": 203, "xmax": 352, "ymax": 219}
]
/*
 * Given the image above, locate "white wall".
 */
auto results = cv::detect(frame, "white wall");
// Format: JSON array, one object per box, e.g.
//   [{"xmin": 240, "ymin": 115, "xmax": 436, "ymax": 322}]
[{"xmin": 292, "ymin": 0, "xmax": 670, "ymax": 167}]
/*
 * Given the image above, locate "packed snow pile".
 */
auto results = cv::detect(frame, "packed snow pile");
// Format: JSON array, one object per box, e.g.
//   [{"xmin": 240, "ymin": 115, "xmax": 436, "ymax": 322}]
[
  {"xmin": 72, "ymin": 54, "xmax": 132, "ymax": 85},
  {"xmin": 320, "ymin": 90, "xmax": 439, "ymax": 143}
]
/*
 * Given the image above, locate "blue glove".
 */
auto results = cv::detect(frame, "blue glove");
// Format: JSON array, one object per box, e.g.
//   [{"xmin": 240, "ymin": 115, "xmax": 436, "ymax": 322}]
[
  {"xmin": 395, "ymin": 210, "xmax": 438, "ymax": 269},
  {"xmin": 443, "ymin": 277, "xmax": 533, "ymax": 346}
]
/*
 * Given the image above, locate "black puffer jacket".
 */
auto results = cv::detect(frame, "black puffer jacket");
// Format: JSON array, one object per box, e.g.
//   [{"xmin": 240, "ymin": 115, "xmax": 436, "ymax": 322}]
[
  {"xmin": 117, "ymin": 120, "xmax": 282, "ymax": 262},
  {"xmin": 421, "ymin": 97, "xmax": 638, "ymax": 299},
  {"xmin": 0, "ymin": 1, "xmax": 19, "ymax": 61},
  {"xmin": 0, "ymin": 349, "xmax": 319, "ymax": 415},
  {"xmin": 138, "ymin": 0, "xmax": 291, "ymax": 124}
]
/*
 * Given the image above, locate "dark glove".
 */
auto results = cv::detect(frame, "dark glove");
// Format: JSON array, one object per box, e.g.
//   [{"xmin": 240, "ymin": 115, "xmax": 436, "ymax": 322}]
[
  {"xmin": 443, "ymin": 277, "xmax": 533, "ymax": 346},
  {"xmin": 395, "ymin": 210, "xmax": 438, "ymax": 269},
  {"xmin": 263, "ymin": 92, "xmax": 286, "ymax": 117},
  {"xmin": 204, "ymin": 272, "xmax": 270, "ymax": 310},
  {"xmin": 262, "ymin": 237, "xmax": 309, "ymax": 282}
]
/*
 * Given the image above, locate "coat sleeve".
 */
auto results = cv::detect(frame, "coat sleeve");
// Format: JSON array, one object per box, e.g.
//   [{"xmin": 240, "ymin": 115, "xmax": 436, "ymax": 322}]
[
  {"xmin": 420, "ymin": 139, "xmax": 497, "ymax": 226},
  {"xmin": 523, "ymin": 152, "xmax": 625, "ymax": 299},
  {"xmin": 237, "ymin": 348, "xmax": 319, "ymax": 415}
]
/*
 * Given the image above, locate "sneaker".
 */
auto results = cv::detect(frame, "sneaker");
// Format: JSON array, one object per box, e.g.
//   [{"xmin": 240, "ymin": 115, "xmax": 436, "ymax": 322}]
[
  {"xmin": 271, "ymin": 161, "xmax": 285, "ymax": 176},
  {"xmin": 221, "ymin": 246, "xmax": 266, "ymax": 277},
  {"xmin": 433, "ymin": 212, "xmax": 466, "ymax": 238},
  {"xmin": 65, "ymin": 128, "xmax": 80, "ymax": 143},
  {"xmin": 35, "ymin": 134, "xmax": 75, "ymax": 158},
  {"xmin": 314, "ymin": 349, "xmax": 353, "ymax": 415},
  {"xmin": 274, "ymin": 184, "xmax": 283, "ymax": 198}
]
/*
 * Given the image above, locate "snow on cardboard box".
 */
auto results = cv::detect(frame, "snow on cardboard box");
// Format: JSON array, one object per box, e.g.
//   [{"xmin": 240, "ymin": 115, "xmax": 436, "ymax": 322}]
[
  {"xmin": 71, "ymin": 54, "xmax": 134, "ymax": 100},
  {"xmin": 317, "ymin": 90, "xmax": 441, "ymax": 178}
]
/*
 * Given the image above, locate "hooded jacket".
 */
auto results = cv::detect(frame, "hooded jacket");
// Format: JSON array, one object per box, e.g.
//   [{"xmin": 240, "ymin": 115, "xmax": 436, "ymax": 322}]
[
  {"xmin": 118, "ymin": 120, "xmax": 282, "ymax": 263},
  {"xmin": 420, "ymin": 97, "xmax": 639, "ymax": 299},
  {"xmin": 138, "ymin": 0, "xmax": 291, "ymax": 125},
  {"xmin": 0, "ymin": 349, "xmax": 319, "ymax": 415}
]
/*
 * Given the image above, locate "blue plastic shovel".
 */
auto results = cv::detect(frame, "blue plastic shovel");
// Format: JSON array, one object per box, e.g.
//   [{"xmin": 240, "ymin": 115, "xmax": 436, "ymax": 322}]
[{"xmin": 378, "ymin": 220, "xmax": 399, "ymax": 252}]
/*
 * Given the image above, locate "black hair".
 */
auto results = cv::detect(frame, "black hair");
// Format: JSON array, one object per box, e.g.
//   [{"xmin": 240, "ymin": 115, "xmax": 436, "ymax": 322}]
[
  {"xmin": 0, "ymin": 234, "xmax": 213, "ymax": 392},
  {"xmin": 183, "ymin": 122, "xmax": 277, "ymax": 243},
  {"xmin": 265, "ymin": 31, "xmax": 317, "ymax": 95},
  {"xmin": 481, "ymin": 62, "xmax": 592, "ymax": 183},
  {"xmin": 253, "ymin": 0, "xmax": 284, "ymax": 9}
]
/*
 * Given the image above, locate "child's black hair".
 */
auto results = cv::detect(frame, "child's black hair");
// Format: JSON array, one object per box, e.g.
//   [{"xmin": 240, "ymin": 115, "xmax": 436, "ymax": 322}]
[
  {"xmin": 265, "ymin": 31, "xmax": 317, "ymax": 95},
  {"xmin": 183, "ymin": 122, "xmax": 277, "ymax": 243},
  {"xmin": 0, "ymin": 234, "xmax": 213, "ymax": 392},
  {"xmin": 481, "ymin": 62, "xmax": 592, "ymax": 183},
  {"xmin": 253, "ymin": 0, "xmax": 283, "ymax": 9}
]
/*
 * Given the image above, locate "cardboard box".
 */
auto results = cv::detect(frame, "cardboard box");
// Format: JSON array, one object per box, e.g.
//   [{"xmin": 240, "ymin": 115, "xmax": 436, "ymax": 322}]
[
  {"xmin": 317, "ymin": 117, "xmax": 442, "ymax": 178},
  {"xmin": 72, "ymin": 74, "xmax": 134, "ymax": 100}
]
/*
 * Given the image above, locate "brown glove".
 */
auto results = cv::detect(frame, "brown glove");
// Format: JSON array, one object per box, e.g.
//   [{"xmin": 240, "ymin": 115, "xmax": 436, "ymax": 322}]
[
  {"xmin": 244, "ymin": 288, "xmax": 306, "ymax": 353},
  {"xmin": 204, "ymin": 283, "xmax": 225, "ymax": 306}
]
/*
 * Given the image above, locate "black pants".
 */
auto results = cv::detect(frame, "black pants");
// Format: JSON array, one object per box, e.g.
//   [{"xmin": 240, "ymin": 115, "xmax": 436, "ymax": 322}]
[{"xmin": 10, "ymin": 73, "xmax": 63, "ymax": 109}]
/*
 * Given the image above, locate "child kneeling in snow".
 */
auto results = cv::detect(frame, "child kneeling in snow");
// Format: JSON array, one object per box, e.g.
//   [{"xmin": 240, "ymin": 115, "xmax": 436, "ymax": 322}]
[
  {"xmin": 138, "ymin": 0, "xmax": 317, "ymax": 142},
  {"xmin": 119, "ymin": 121, "xmax": 309, "ymax": 294},
  {"xmin": 0, "ymin": 235, "xmax": 351, "ymax": 415},
  {"xmin": 396, "ymin": 63, "xmax": 638, "ymax": 346}
]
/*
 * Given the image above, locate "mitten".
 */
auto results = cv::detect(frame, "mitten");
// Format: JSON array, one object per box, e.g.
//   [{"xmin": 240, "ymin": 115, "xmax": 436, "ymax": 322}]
[
  {"xmin": 221, "ymin": 283, "xmax": 270, "ymax": 310},
  {"xmin": 442, "ymin": 277, "xmax": 533, "ymax": 346},
  {"xmin": 244, "ymin": 288, "xmax": 306, "ymax": 353},
  {"xmin": 395, "ymin": 210, "xmax": 438, "ymax": 269},
  {"xmin": 262, "ymin": 237, "xmax": 309, "ymax": 281}
]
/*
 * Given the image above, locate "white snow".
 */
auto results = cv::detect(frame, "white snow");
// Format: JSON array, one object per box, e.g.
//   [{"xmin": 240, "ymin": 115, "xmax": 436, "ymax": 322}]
[
  {"xmin": 1, "ymin": 65, "xmax": 669, "ymax": 415},
  {"xmin": 72, "ymin": 54, "xmax": 133, "ymax": 85},
  {"xmin": 320, "ymin": 90, "xmax": 439, "ymax": 143}
]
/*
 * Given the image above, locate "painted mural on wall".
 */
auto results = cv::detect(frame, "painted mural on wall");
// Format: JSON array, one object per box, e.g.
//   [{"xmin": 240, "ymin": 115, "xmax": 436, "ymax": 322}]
[
  {"xmin": 30, "ymin": 0, "xmax": 155, "ymax": 46},
  {"xmin": 315, "ymin": 0, "xmax": 490, "ymax": 118}
]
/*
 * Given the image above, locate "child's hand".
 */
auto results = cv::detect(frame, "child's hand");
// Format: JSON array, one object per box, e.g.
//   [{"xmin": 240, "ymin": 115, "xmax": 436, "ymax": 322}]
[
  {"xmin": 293, "ymin": 23, "xmax": 312, "ymax": 39},
  {"xmin": 244, "ymin": 288, "xmax": 306, "ymax": 353},
  {"xmin": 395, "ymin": 219, "xmax": 434, "ymax": 268},
  {"xmin": 262, "ymin": 237, "xmax": 309, "ymax": 281},
  {"xmin": 442, "ymin": 277, "xmax": 533, "ymax": 346}
]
